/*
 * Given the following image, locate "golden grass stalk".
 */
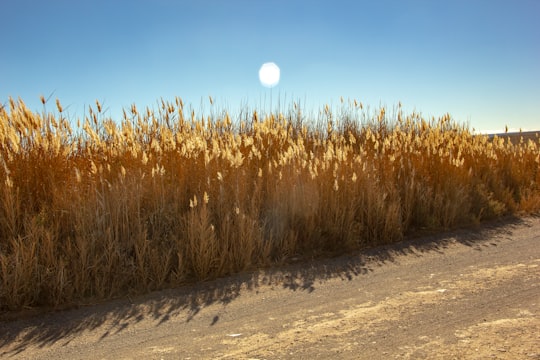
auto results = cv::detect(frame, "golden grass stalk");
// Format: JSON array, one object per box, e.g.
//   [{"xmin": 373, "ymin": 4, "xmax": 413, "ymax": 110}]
[{"xmin": 0, "ymin": 97, "xmax": 539, "ymax": 311}]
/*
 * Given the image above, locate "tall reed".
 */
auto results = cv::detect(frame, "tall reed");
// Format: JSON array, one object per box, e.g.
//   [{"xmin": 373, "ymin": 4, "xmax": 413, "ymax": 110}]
[{"xmin": 1, "ymin": 97, "xmax": 538, "ymax": 310}]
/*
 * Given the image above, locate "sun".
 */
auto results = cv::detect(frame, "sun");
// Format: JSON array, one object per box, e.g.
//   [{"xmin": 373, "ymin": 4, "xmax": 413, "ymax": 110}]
[{"xmin": 259, "ymin": 62, "xmax": 280, "ymax": 88}]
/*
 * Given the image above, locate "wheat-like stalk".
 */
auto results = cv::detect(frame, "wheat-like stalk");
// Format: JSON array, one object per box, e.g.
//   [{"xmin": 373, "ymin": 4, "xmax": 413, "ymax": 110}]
[{"xmin": 0, "ymin": 97, "xmax": 538, "ymax": 311}]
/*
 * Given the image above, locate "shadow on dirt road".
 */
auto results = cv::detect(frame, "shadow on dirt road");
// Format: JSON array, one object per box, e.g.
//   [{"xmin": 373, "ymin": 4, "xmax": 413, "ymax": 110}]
[{"xmin": 0, "ymin": 215, "xmax": 531, "ymax": 356}]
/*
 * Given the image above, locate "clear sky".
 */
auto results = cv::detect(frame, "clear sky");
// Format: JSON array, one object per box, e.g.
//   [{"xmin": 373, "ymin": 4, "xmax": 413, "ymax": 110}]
[{"xmin": 1, "ymin": 0, "xmax": 539, "ymax": 133}]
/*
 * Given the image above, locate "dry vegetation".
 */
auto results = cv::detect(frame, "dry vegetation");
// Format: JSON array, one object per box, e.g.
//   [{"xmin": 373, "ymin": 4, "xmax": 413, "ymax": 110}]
[{"xmin": 1, "ymin": 97, "xmax": 539, "ymax": 311}]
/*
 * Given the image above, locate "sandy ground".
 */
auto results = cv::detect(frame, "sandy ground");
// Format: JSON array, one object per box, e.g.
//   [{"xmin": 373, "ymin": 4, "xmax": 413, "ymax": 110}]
[{"xmin": 1, "ymin": 216, "xmax": 539, "ymax": 359}]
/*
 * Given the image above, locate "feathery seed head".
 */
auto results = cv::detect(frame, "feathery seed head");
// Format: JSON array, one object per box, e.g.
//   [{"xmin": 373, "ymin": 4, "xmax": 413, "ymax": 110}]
[
  {"xmin": 56, "ymin": 99, "xmax": 63, "ymax": 113},
  {"xmin": 190, "ymin": 195, "xmax": 198, "ymax": 208}
]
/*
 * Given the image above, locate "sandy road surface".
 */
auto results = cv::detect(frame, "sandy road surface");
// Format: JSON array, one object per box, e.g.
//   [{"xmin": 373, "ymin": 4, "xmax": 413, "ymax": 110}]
[{"xmin": 1, "ymin": 216, "xmax": 539, "ymax": 359}]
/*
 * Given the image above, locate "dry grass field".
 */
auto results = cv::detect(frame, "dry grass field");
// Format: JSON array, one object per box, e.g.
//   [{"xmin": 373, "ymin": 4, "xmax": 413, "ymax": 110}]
[
  {"xmin": 1, "ymin": 97, "xmax": 539, "ymax": 311},
  {"xmin": 487, "ymin": 130, "xmax": 540, "ymax": 144}
]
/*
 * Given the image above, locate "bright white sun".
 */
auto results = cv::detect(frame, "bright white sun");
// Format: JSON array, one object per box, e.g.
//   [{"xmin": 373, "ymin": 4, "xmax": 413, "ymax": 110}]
[{"xmin": 259, "ymin": 62, "xmax": 280, "ymax": 88}]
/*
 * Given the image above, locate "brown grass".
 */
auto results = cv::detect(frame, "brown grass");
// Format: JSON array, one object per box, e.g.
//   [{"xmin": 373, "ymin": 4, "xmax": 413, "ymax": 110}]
[{"xmin": 1, "ymin": 97, "xmax": 539, "ymax": 311}]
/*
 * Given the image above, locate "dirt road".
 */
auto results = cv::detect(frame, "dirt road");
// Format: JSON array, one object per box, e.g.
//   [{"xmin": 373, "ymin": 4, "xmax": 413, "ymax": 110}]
[{"xmin": 1, "ymin": 216, "xmax": 539, "ymax": 359}]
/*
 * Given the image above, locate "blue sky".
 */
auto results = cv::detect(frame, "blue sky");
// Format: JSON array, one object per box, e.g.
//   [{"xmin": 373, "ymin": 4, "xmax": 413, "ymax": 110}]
[{"xmin": 1, "ymin": 0, "xmax": 539, "ymax": 132}]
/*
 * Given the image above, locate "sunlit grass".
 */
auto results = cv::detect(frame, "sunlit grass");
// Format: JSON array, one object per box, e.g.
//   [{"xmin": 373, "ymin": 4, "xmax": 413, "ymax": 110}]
[{"xmin": 1, "ymin": 97, "xmax": 539, "ymax": 311}]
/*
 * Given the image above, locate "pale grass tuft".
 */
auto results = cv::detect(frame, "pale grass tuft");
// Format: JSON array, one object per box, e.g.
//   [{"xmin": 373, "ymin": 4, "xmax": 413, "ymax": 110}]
[{"xmin": 190, "ymin": 195, "xmax": 198, "ymax": 208}]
